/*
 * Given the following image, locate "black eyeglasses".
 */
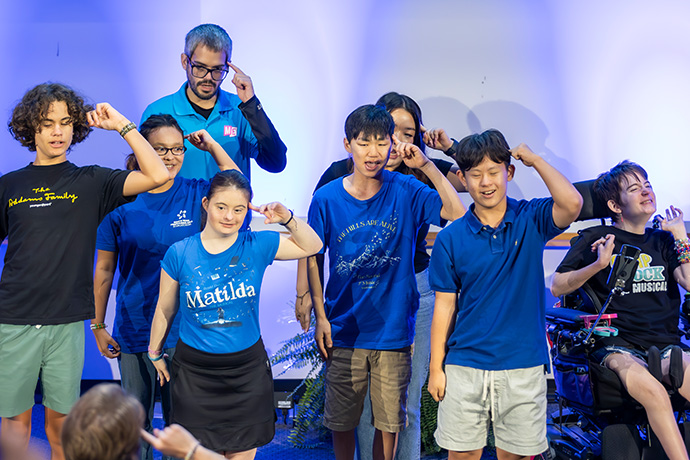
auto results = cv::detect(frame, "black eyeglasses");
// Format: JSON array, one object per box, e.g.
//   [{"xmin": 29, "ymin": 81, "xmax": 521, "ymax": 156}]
[
  {"xmin": 185, "ymin": 55, "xmax": 228, "ymax": 81},
  {"xmin": 154, "ymin": 146, "xmax": 186, "ymax": 156}
]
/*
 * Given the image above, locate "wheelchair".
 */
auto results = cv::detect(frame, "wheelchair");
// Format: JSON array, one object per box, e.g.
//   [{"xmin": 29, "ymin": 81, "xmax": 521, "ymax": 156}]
[{"xmin": 545, "ymin": 180, "xmax": 690, "ymax": 460}]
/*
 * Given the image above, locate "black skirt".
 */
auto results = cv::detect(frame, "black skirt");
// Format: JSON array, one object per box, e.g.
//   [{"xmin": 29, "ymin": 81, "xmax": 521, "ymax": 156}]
[{"xmin": 171, "ymin": 338, "xmax": 275, "ymax": 452}]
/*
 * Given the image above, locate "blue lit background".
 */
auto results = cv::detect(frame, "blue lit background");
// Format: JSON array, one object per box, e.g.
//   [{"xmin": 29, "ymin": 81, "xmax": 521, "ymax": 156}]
[{"xmin": 1, "ymin": 0, "xmax": 688, "ymax": 379}]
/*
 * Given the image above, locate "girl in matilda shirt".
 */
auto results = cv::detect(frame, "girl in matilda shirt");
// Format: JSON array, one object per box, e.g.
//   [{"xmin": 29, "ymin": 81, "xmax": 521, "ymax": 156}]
[{"xmin": 148, "ymin": 169, "xmax": 322, "ymax": 459}]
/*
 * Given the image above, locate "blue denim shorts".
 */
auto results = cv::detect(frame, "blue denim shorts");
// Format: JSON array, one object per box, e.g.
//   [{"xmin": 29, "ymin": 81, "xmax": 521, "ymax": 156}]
[{"xmin": 590, "ymin": 336, "xmax": 686, "ymax": 366}]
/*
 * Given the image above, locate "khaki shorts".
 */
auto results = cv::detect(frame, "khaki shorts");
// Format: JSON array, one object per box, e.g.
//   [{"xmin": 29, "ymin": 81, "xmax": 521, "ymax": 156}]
[
  {"xmin": 435, "ymin": 364, "xmax": 548, "ymax": 456},
  {"xmin": 323, "ymin": 347, "xmax": 411, "ymax": 433},
  {"xmin": 0, "ymin": 322, "xmax": 84, "ymax": 417}
]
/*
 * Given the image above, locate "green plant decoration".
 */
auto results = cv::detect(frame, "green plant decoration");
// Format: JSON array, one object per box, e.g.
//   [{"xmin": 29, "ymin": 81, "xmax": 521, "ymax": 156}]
[
  {"xmin": 270, "ymin": 316, "xmax": 328, "ymax": 448},
  {"xmin": 420, "ymin": 374, "xmax": 441, "ymax": 454}
]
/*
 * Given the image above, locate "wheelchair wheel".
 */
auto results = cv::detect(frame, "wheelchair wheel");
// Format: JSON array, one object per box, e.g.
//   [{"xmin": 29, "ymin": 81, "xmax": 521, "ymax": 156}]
[{"xmin": 601, "ymin": 424, "xmax": 642, "ymax": 460}]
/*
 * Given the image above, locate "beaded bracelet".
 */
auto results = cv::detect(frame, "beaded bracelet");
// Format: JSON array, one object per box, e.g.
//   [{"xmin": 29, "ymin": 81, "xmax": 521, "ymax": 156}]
[
  {"xmin": 675, "ymin": 238, "xmax": 690, "ymax": 264},
  {"xmin": 119, "ymin": 122, "xmax": 136, "ymax": 138},
  {"xmin": 280, "ymin": 209, "xmax": 294, "ymax": 227},
  {"xmin": 184, "ymin": 442, "xmax": 201, "ymax": 460},
  {"xmin": 148, "ymin": 352, "xmax": 164, "ymax": 362},
  {"xmin": 90, "ymin": 323, "xmax": 107, "ymax": 330}
]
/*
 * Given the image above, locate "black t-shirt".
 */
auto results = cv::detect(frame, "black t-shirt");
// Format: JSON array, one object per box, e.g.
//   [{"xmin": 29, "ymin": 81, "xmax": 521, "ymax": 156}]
[
  {"xmin": 0, "ymin": 162, "xmax": 131, "ymax": 325},
  {"xmin": 556, "ymin": 225, "xmax": 681, "ymax": 349},
  {"xmin": 314, "ymin": 157, "xmax": 454, "ymax": 273}
]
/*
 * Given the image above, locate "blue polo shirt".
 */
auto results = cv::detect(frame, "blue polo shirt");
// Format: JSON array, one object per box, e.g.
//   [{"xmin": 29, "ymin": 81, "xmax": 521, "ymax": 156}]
[
  {"xmin": 429, "ymin": 197, "xmax": 563, "ymax": 370},
  {"xmin": 141, "ymin": 84, "xmax": 260, "ymax": 180}
]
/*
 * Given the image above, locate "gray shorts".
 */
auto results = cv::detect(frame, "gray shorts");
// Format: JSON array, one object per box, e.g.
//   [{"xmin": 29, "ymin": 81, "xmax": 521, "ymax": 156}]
[
  {"xmin": 0, "ymin": 322, "xmax": 84, "ymax": 417},
  {"xmin": 323, "ymin": 347, "xmax": 411, "ymax": 433},
  {"xmin": 435, "ymin": 364, "xmax": 548, "ymax": 456}
]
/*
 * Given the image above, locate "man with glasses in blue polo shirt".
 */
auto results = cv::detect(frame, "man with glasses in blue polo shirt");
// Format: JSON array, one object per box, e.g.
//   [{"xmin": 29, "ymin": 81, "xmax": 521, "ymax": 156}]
[{"xmin": 142, "ymin": 23, "xmax": 287, "ymax": 181}]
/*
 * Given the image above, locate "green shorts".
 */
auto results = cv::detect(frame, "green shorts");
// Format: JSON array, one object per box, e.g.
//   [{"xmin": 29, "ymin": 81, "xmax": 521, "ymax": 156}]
[{"xmin": 0, "ymin": 322, "xmax": 84, "ymax": 417}]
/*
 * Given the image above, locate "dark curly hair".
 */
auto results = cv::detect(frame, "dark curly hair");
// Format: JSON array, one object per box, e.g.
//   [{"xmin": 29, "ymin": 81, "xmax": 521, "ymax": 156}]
[{"xmin": 8, "ymin": 83, "xmax": 93, "ymax": 152}]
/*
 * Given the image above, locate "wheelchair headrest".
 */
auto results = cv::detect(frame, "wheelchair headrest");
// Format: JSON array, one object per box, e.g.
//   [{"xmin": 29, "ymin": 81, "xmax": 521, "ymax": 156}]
[{"xmin": 574, "ymin": 180, "xmax": 610, "ymax": 222}]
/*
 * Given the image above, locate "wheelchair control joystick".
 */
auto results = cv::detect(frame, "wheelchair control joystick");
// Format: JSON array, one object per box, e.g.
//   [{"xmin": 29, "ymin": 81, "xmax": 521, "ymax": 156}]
[{"xmin": 581, "ymin": 244, "xmax": 641, "ymax": 346}]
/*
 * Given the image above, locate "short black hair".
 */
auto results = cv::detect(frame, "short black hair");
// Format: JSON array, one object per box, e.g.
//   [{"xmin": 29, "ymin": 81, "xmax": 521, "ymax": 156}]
[
  {"xmin": 9, "ymin": 83, "xmax": 93, "ymax": 152},
  {"xmin": 344, "ymin": 104, "xmax": 394, "ymax": 142},
  {"xmin": 593, "ymin": 160, "xmax": 649, "ymax": 223},
  {"xmin": 452, "ymin": 129, "xmax": 511, "ymax": 172},
  {"xmin": 126, "ymin": 114, "xmax": 185, "ymax": 171}
]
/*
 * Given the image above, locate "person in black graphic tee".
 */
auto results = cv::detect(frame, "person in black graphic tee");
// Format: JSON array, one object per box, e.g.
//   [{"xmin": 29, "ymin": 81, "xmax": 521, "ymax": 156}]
[
  {"xmin": 553, "ymin": 161, "xmax": 690, "ymax": 460},
  {"xmin": 0, "ymin": 82, "xmax": 169, "ymax": 460}
]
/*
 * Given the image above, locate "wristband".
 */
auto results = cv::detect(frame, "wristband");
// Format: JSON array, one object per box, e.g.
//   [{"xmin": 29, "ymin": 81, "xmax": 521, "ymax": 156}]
[
  {"xmin": 148, "ymin": 352, "xmax": 164, "ymax": 362},
  {"xmin": 185, "ymin": 442, "xmax": 201, "ymax": 460},
  {"xmin": 280, "ymin": 209, "xmax": 294, "ymax": 227},
  {"xmin": 119, "ymin": 122, "xmax": 136, "ymax": 138},
  {"xmin": 90, "ymin": 323, "xmax": 107, "ymax": 330}
]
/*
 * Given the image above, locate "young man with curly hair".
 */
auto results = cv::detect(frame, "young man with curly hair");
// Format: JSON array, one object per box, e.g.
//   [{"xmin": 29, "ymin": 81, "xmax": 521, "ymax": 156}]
[{"xmin": 0, "ymin": 82, "xmax": 169, "ymax": 460}]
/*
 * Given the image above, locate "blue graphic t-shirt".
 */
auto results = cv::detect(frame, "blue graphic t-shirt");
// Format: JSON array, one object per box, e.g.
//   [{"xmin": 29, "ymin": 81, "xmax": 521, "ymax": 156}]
[
  {"xmin": 429, "ymin": 197, "xmax": 563, "ymax": 370},
  {"xmin": 308, "ymin": 170, "xmax": 443, "ymax": 349},
  {"xmin": 161, "ymin": 231, "xmax": 280, "ymax": 353},
  {"xmin": 96, "ymin": 177, "xmax": 209, "ymax": 353}
]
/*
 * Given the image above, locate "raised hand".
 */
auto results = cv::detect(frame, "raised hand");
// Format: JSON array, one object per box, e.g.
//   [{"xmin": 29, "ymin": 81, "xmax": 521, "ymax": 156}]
[
  {"xmin": 590, "ymin": 234, "xmax": 615, "ymax": 270},
  {"xmin": 86, "ymin": 103, "xmax": 129, "ymax": 131},
  {"xmin": 509, "ymin": 143, "xmax": 540, "ymax": 167},
  {"xmin": 248, "ymin": 201, "xmax": 291, "ymax": 225},
  {"xmin": 423, "ymin": 127, "xmax": 454, "ymax": 152},
  {"xmin": 228, "ymin": 62, "xmax": 255, "ymax": 103},
  {"xmin": 393, "ymin": 134, "xmax": 430, "ymax": 170},
  {"xmin": 185, "ymin": 129, "xmax": 218, "ymax": 152},
  {"xmin": 658, "ymin": 206, "xmax": 686, "ymax": 238},
  {"xmin": 140, "ymin": 424, "xmax": 203, "ymax": 459}
]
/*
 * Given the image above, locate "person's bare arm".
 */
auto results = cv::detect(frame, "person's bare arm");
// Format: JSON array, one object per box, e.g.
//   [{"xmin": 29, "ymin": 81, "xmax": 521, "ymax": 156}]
[
  {"xmin": 428, "ymin": 291, "xmax": 457, "ymax": 402},
  {"xmin": 87, "ymin": 103, "xmax": 169, "ymax": 196},
  {"xmin": 551, "ymin": 234, "xmax": 615, "ymax": 297},
  {"xmin": 148, "ymin": 270, "xmax": 180, "ymax": 385},
  {"xmin": 511, "ymin": 144, "xmax": 582, "ymax": 229},
  {"xmin": 308, "ymin": 254, "xmax": 332, "ymax": 359},
  {"xmin": 92, "ymin": 250, "xmax": 120, "ymax": 358},
  {"xmin": 295, "ymin": 258, "xmax": 313, "ymax": 331}
]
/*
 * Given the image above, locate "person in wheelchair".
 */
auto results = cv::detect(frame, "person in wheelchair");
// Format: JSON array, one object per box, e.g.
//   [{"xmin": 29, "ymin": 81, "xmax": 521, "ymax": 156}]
[{"xmin": 552, "ymin": 160, "xmax": 690, "ymax": 460}]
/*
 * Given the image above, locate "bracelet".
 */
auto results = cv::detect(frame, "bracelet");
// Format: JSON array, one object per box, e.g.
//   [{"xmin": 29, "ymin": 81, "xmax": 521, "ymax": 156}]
[
  {"xmin": 675, "ymin": 238, "xmax": 690, "ymax": 264},
  {"xmin": 280, "ymin": 209, "xmax": 294, "ymax": 227},
  {"xmin": 119, "ymin": 122, "xmax": 136, "ymax": 138},
  {"xmin": 147, "ymin": 347, "xmax": 162, "ymax": 356},
  {"xmin": 296, "ymin": 290, "xmax": 310, "ymax": 300},
  {"xmin": 184, "ymin": 442, "xmax": 201, "ymax": 460},
  {"xmin": 90, "ymin": 323, "xmax": 107, "ymax": 330},
  {"xmin": 148, "ymin": 352, "xmax": 164, "ymax": 362}
]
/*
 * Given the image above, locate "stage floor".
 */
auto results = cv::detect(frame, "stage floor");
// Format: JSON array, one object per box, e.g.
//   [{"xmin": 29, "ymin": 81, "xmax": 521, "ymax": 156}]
[{"xmin": 21, "ymin": 402, "xmax": 500, "ymax": 460}]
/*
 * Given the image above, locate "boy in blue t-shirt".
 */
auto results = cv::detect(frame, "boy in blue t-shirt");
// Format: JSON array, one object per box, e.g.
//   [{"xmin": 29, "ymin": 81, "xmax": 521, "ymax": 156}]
[
  {"xmin": 428, "ymin": 129, "xmax": 582, "ymax": 460},
  {"xmin": 307, "ymin": 104, "xmax": 464, "ymax": 460}
]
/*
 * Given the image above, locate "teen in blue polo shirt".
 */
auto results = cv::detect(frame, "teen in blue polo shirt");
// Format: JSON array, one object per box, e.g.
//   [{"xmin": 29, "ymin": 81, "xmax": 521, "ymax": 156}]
[{"xmin": 428, "ymin": 129, "xmax": 582, "ymax": 460}]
